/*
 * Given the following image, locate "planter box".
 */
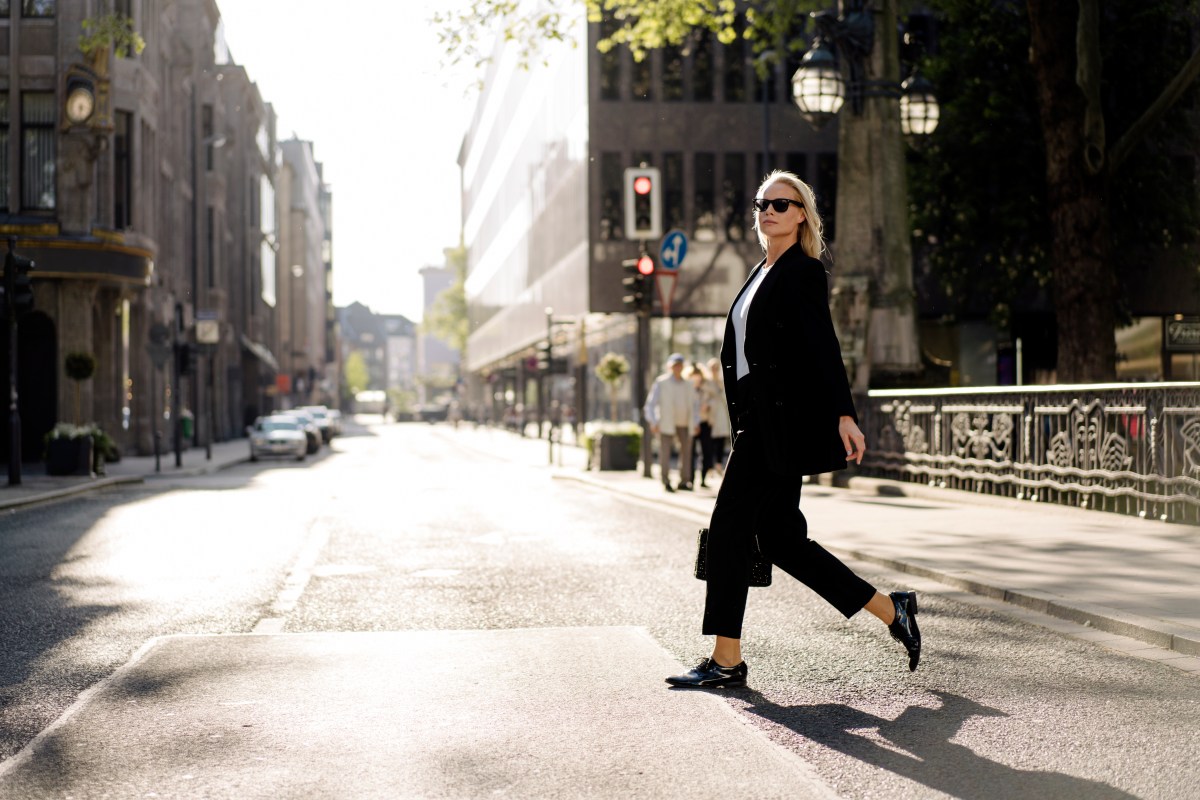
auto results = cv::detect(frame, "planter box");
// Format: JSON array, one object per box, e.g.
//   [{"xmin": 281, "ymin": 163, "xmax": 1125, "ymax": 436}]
[
  {"xmin": 597, "ymin": 433, "xmax": 638, "ymax": 471},
  {"xmin": 45, "ymin": 436, "xmax": 93, "ymax": 477}
]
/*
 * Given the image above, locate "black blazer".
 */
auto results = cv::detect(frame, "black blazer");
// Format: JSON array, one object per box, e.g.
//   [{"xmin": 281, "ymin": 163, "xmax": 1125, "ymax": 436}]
[{"xmin": 719, "ymin": 243, "xmax": 858, "ymax": 478}]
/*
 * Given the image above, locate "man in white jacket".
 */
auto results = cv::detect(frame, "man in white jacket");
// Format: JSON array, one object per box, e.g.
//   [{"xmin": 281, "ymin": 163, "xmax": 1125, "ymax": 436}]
[{"xmin": 644, "ymin": 353, "xmax": 699, "ymax": 492}]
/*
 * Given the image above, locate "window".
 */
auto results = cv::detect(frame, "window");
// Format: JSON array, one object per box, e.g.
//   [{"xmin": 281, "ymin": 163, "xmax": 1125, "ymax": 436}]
[
  {"xmin": 599, "ymin": 152, "xmax": 623, "ymax": 241},
  {"xmin": 22, "ymin": 0, "xmax": 54, "ymax": 17},
  {"xmin": 631, "ymin": 51, "xmax": 652, "ymax": 101},
  {"xmin": 692, "ymin": 32, "xmax": 713, "ymax": 101},
  {"xmin": 663, "ymin": 152, "xmax": 684, "ymax": 232},
  {"xmin": 206, "ymin": 206, "xmax": 215, "ymax": 287},
  {"xmin": 21, "ymin": 93, "xmax": 55, "ymax": 210},
  {"xmin": 663, "ymin": 45, "xmax": 683, "ymax": 101},
  {"xmin": 724, "ymin": 18, "xmax": 746, "ymax": 102},
  {"xmin": 599, "ymin": 16, "xmax": 621, "ymax": 101},
  {"xmin": 202, "ymin": 104, "xmax": 214, "ymax": 171},
  {"xmin": 693, "ymin": 153, "xmax": 716, "ymax": 240},
  {"xmin": 0, "ymin": 2, "xmax": 10, "ymax": 14},
  {"xmin": 816, "ymin": 152, "xmax": 838, "ymax": 241},
  {"xmin": 722, "ymin": 153, "xmax": 746, "ymax": 242},
  {"xmin": 114, "ymin": 111, "xmax": 133, "ymax": 229},
  {"xmin": 754, "ymin": 60, "xmax": 777, "ymax": 103},
  {"xmin": 786, "ymin": 152, "xmax": 807, "ymax": 182},
  {"xmin": 0, "ymin": 96, "xmax": 8, "ymax": 212}
]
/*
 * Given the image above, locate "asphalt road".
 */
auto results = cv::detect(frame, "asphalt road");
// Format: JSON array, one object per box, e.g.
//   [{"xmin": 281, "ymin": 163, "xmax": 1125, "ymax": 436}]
[{"xmin": 2, "ymin": 420, "xmax": 1198, "ymax": 799}]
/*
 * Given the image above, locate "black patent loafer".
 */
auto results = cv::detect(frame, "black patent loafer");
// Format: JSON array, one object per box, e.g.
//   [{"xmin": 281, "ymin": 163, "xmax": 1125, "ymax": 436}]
[
  {"xmin": 665, "ymin": 658, "xmax": 748, "ymax": 688},
  {"xmin": 888, "ymin": 591, "xmax": 921, "ymax": 671}
]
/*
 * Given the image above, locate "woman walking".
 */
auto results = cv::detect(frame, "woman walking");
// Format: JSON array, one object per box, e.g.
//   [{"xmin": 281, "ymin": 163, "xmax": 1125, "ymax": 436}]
[
  {"xmin": 689, "ymin": 362, "xmax": 718, "ymax": 488},
  {"xmin": 667, "ymin": 170, "xmax": 922, "ymax": 688},
  {"xmin": 705, "ymin": 357, "xmax": 731, "ymax": 475}
]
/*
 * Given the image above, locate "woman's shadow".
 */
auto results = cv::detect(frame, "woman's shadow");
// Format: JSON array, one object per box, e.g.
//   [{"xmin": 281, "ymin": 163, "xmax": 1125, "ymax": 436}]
[{"xmin": 736, "ymin": 689, "xmax": 1138, "ymax": 800}]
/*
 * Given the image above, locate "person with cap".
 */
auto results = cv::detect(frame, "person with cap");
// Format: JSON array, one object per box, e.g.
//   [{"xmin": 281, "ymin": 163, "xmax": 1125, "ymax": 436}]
[
  {"xmin": 666, "ymin": 169, "xmax": 922, "ymax": 689},
  {"xmin": 643, "ymin": 353, "xmax": 699, "ymax": 492}
]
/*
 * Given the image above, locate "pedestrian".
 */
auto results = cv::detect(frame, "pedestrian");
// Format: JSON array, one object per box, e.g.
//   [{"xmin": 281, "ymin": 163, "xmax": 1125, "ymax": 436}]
[
  {"xmin": 643, "ymin": 353, "xmax": 698, "ymax": 492},
  {"xmin": 667, "ymin": 169, "xmax": 922, "ymax": 688},
  {"xmin": 689, "ymin": 362, "xmax": 718, "ymax": 488},
  {"xmin": 705, "ymin": 356, "xmax": 731, "ymax": 475}
]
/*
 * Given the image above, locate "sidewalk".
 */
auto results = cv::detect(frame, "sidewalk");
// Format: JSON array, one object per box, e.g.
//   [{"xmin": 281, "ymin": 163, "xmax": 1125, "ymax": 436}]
[
  {"xmin": 443, "ymin": 424, "xmax": 1200, "ymax": 669},
  {"xmin": 0, "ymin": 437, "xmax": 251, "ymax": 510}
]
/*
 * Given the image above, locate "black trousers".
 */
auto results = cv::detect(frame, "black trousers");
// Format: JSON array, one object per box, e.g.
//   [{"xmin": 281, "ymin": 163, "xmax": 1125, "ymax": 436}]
[{"xmin": 701, "ymin": 376, "xmax": 876, "ymax": 639}]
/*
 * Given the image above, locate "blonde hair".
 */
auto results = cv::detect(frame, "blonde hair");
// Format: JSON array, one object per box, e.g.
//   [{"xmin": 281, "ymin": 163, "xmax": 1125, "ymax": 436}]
[{"xmin": 753, "ymin": 169, "xmax": 825, "ymax": 259}]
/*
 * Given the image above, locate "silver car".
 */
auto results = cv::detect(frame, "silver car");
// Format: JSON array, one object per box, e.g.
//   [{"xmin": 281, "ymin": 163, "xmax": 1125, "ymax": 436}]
[{"xmin": 248, "ymin": 415, "xmax": 308, "ymax": 462}]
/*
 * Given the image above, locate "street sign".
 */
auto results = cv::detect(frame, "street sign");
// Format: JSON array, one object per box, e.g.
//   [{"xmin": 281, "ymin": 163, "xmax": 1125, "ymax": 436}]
[
  {"xmin": 659, "ymin": 230, "xmax": 687, "ymax": 271},
  {"xmin": 196, "ymin": 310, "xmax": 219, "ymax": 344}
]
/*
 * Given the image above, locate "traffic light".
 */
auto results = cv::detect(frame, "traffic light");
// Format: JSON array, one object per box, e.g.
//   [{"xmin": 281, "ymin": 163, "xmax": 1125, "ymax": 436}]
[
  {"xmin": 4, "ymin": 246, "xmax": 35, "ymax": 316},
  {"xmin": 622, "ymin": 254, "xmax": 655, "ymax": 313},
  {"xmin": 176, "ymin": 342, "xmax": 195, "ymax": 376},
  {"xmin": 624, "ymin": 166, "xmax": 662, "ymax": 241},
  {"xmin": 536, "ymin": 340, "xmax": 552, "ymax": 372}
]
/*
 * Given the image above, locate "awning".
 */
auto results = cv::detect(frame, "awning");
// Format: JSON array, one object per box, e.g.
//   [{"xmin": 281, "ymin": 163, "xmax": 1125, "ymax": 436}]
[{"xmin": 239, "ymin": 334, "xmax": 280, "ymax": 372}]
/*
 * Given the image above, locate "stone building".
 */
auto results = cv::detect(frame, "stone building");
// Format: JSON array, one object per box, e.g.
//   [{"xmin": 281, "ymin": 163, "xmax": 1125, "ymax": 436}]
[
  {"xmin": 0, "ymin": 1, "xmax": 331, "ymax": 464},
  {"xmin": 276, "ymin": 138, "xmax": 333, "ymax": 409}
]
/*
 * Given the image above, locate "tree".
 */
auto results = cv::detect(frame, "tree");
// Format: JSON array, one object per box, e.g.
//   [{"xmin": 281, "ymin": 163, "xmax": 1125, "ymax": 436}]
[
  {"xmin": 343, "ymin": 350, "xmax": 370, "ymax": 396},
  {"xmin": 595, "ymin": 352, "xmax": 631, "ymax": 421},
  {"xmin": 1024, "ymin": 0, "xmax": 1200, "ymax": 381},
  {"xmin": 64, "ymin": 352, "xmax": 96, "ymax": 424},
  {"xmin": 422, "ymin": 245, "xmax": 469, "ymax": 357}
]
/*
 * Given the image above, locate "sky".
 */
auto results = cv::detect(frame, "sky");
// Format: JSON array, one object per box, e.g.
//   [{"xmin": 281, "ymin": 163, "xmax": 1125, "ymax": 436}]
[{"xmin": 217, "ymin": 0, "xmax": 478, "ymax": 323}]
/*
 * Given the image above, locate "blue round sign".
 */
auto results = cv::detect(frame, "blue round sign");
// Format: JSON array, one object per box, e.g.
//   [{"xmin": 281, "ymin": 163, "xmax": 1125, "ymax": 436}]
[{"xmin": 659, "ymin": 230, "xmax": 688, "ymax": 271}]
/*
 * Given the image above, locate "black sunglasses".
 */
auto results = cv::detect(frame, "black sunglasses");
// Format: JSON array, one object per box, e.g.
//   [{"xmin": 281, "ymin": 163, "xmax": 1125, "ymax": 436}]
[{"xmin": 753, "ymin": 197, "xmax": 804, "ymax": 214}]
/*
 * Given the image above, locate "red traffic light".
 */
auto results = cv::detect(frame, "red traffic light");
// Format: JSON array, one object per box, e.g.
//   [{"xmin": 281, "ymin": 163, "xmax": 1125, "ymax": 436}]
[
  {"xmin": 636, "ymin": 255, "xmax": 654, "ymax": 275},
  {"xmin": 633, "ymin": 176, "xmax": 652, "ymax": 195}
]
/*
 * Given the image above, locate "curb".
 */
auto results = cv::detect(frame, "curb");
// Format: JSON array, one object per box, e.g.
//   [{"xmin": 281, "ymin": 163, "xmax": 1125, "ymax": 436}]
[
  {"xmin": 0, "ymin": 456, "xmax": 250, "ymax": 511},
  {"xmin": 0, "ymin": 475, "xmax": 144, "ymax": 511},
  {"xmin": 556, "ymin": 470, "xmax": 1200, "ymax": 658}
]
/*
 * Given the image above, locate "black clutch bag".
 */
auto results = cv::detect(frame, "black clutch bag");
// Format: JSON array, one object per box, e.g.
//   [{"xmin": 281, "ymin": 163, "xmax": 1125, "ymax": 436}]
[{"xmin": 694, "ymin": 528, "xmax": 772, "ymax": 587}]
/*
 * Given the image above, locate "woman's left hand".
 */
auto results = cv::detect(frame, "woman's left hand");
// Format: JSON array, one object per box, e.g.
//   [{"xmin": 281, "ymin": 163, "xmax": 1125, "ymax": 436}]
[{"xmin": 839, "ymin": 416, "xmax": 866, "ymax": 464}]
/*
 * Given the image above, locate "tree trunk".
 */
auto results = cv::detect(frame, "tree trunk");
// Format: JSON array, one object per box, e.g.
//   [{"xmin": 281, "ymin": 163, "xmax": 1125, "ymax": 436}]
[{"xmin": 1027, "ymin": 0, "xmax": 1115, "ymax": 383}]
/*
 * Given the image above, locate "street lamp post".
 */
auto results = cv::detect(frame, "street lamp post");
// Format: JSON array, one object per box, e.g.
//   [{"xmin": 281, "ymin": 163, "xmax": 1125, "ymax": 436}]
[{"xmin": 791, "ymin": 0, "xmax": 938, "ymax": 391}]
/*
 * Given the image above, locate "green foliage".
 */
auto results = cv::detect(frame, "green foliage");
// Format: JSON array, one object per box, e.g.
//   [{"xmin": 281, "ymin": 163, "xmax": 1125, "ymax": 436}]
[
  {"xmin": 43, "ymin": 423, "xmax": 118, "ymax": 462},
  {"xmin": 64, "ymin": 352, "xmax": 96, "ymax": 381},
  {"xmin": 580, "ymin": 420, "xmax": 642, "ymax": 463},
  {"xmin": 908, "ymin": 0, "xmax": 1050, "ymax": 329},
  {"xmin": 422, "ymin": 246, "xmax": 470, "ymax": 355},
  {"xmin": 594, "ymin": 351, "xmax": 630, "ymax": 386},
  {"xmin": 595, "ymin": 351, "xmax": 630, "ymax": 421},
  {"xmin": 912, "ymin": 0, "xmax": 1200, "ymax": 331},
  {"xmin": 79, "ymin": 12, "xmax": 146, "ymax": 59},
  {"xmin": 387, "ymin": 388, "xmax": 417, "ymax": 415},
  {"xmin": 343, "ymin": 350, "xmax": 370, "ymax": 395}
]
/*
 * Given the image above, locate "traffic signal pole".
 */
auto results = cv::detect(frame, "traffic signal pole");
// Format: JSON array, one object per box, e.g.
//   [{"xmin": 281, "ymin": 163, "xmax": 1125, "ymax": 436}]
[{"xmin": 7, "ymin": 249, "xmax": 19, "ymax": 486}]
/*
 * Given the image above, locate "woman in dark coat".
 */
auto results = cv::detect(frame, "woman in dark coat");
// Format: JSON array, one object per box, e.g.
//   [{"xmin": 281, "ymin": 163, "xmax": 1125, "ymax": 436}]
[{"xmin": 667, "ymin": 170, "xmax": 922, "ymax": 688}]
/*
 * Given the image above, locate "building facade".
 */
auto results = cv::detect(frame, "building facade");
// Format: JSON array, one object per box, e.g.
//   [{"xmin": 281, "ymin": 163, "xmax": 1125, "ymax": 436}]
[
  {"xmin": 459, "ymin": 9, "xmax": 836, "ymax": 424},
  {"xmin": 0, "ymin": 1, "xmax": 333, "ymax": 464}
]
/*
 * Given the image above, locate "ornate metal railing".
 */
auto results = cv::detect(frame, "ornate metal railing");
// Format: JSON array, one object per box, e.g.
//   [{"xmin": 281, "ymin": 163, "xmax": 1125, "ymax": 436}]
[{"xmin": 859, "ymin": 383, "xmax": 1200, "ymax": 524}]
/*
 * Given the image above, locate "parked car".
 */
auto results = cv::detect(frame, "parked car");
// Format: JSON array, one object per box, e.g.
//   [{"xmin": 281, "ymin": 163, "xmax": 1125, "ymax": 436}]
[
  {"xmin": 301, "ymin": 405, "xmax": 336, "ymax": 443},
  {"xmin": 280, "ymin": 409, "xmax": 322, "ymax": 454},
  {"xmin": 326, "ymin": 408, "xmax": 344, "ymax": 437},
  {"xmin": 247, "ymin": 415, "xmax": 308, "ymax": 462}
]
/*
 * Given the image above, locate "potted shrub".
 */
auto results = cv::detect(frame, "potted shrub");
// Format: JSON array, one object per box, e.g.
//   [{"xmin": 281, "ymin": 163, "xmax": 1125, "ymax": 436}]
[
  {"xmin": 43, "ymin": 424, "xmax": 94, "ymax": 477},
  {"xmin": 594, "ymin": 352, "xmax": 630, "ymax": 422},
  {"xmin": 581, "ymin": 421, "xmax": 642, "ymax": 471},
  {"xmin": 64, "ymin": 351, "xmax": 96, "ymax": 423},
  {"xmin": 588, "ymin": 353, "xmax": 640, "ymax": 469}
]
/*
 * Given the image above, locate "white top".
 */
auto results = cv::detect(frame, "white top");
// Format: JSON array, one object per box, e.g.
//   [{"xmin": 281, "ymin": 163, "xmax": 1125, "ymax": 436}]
[
  {"xmin": 731, "ymin": 265, "xmax": 771, "ymax": 380},
  {"xmin": 643, "ymin": 375, "xmax": 698, "ymax": 430}
]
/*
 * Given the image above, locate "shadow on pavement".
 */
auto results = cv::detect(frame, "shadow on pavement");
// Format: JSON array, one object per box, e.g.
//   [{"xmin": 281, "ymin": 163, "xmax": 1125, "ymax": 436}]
[{"xmin": 738, "ymin": 690, "xmax": 1139, "ymax": 800}]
